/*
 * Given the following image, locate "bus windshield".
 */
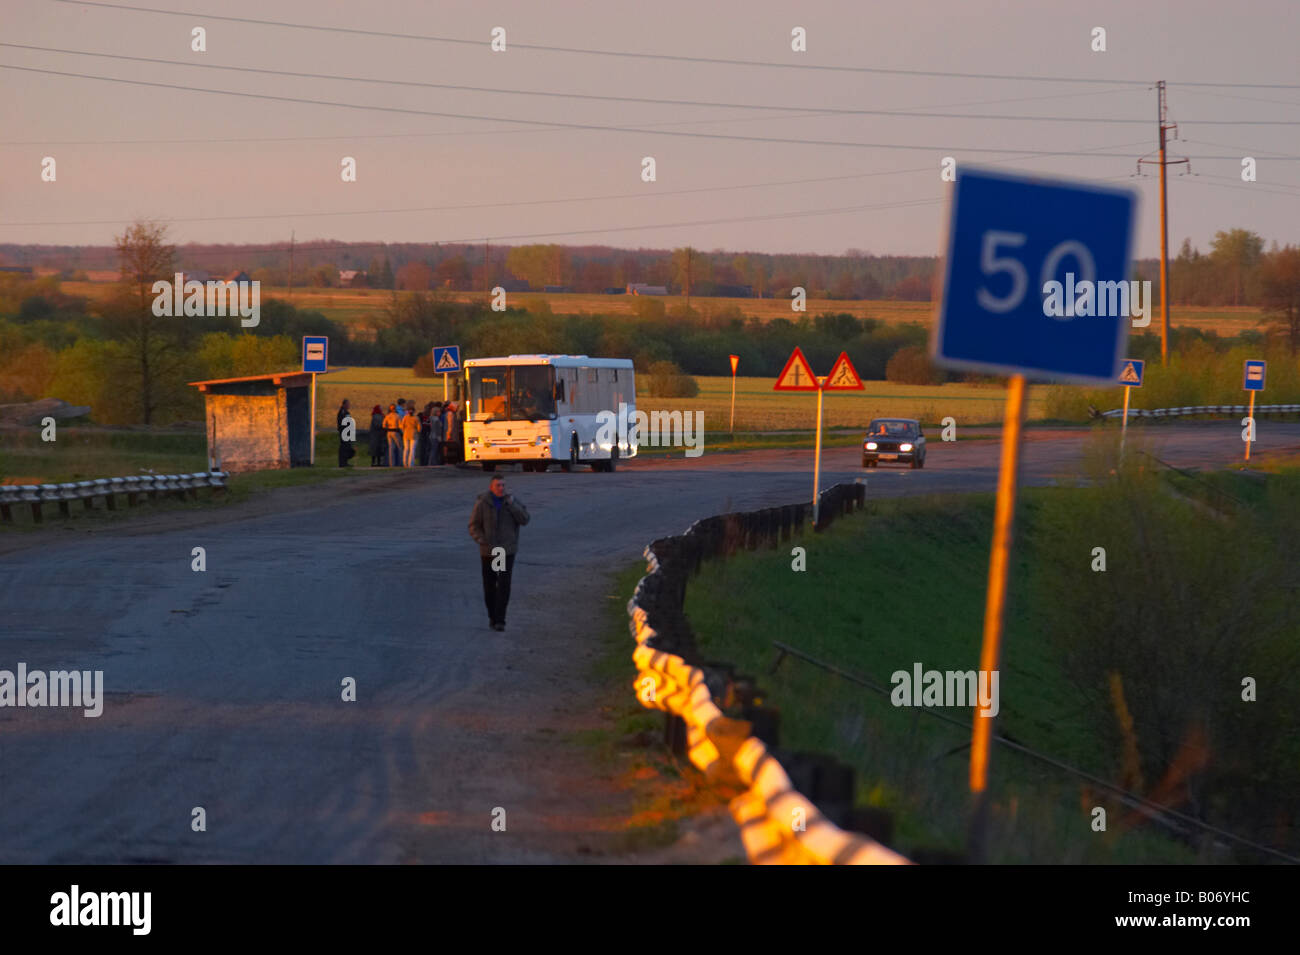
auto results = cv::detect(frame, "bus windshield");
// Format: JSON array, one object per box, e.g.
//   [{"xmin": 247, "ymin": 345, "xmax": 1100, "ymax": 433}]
[{"xmin": 469, "ymin": 365, "xmax": 556, "ymax": 421}]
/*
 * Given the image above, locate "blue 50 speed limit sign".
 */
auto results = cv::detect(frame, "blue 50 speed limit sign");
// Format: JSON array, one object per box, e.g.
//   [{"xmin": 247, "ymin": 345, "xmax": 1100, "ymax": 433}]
[{"xmin": 932, "ymin": 167, "xmax": 1138, "ymax": 385}]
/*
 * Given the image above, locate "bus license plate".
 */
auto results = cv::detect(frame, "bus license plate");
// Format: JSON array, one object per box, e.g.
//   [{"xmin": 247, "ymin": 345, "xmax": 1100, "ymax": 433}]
[{"xmin": 499, "ymin": 447, "xmax": 520, "ymax": 453}]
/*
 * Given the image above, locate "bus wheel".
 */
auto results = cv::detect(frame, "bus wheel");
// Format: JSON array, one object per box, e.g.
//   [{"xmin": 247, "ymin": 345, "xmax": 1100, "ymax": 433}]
[
  {"xmin": 564, "ymin": 437, "xmax": 579, "ymax": 472},
  {"xmin": 481, "ymin": 462, "xmax": 496, "ymax": 472}
]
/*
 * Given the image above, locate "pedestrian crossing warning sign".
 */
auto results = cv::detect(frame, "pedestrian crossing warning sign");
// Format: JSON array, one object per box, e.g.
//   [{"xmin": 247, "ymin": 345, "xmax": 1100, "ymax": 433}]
[
  {"xmin": 433, "ymin": 345, "xmax": 461, "ymax": 372},
  {"xmin": 824, "ymin": 351, "xmax": 865, "ymax": 391},
  {"xmin": 773, "ymin": 346, "xmax": 819, "ymax": 391},
  {"xmin": 1118, "ymin": 358, "xmax": 1144, "ymax": 387}
]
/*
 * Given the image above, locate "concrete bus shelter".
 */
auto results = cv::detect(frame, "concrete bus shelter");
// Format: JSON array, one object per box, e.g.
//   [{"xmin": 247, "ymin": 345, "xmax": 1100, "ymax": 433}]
[{"xmin": 188, "ymin": 371, "xmax": 323, "ymax": 471}]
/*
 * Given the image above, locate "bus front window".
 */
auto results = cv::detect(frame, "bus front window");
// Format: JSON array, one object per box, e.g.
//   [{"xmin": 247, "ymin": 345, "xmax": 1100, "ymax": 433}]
[
  {"xmin": 469, "ymin": 365, "xmax": 556, "ymax": 421},
  {"xmin": 511, "ymin": 366, "xmax": 556, "ymax": 421},
  {"xmin": 469, "ymin": 366, "xmax": 509, "ymax": 421}
]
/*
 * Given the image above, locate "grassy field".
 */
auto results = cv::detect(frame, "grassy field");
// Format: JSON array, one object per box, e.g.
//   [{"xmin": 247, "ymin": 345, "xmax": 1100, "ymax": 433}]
[
  {"xmin": 320, "ymin": 368, "xmax": 1049, "ymax": 431},
  {"xmin": 58, "ymin": 281, "xmax": 1268, "ymax": 337},
  {"xmin": 678, "ymin": 488, "xmax": 1251, "ymax": 862}
]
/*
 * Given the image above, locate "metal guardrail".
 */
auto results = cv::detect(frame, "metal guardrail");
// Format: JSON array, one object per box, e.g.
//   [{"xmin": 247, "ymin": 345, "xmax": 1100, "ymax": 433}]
[
  {"xmin": 1100, "ymin": 403, "xmax": 1300, "ymax": 420},
  {"xmin": 0, "ymin": 471, "xmax": 230, "ymax": 523},
  {"xmin": 627, "ymin": 481, "xmax": 910, "ymax": 865}
]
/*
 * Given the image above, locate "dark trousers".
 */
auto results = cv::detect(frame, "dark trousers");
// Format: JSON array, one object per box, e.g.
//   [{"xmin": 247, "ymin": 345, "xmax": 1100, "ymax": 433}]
[
  {"xmin": 480, "ymin": 553, "xmax": 516, "ymax": 625},
  {"xmin": 338, "ymin": 441, "xmax": 354, "ymax": 466}
]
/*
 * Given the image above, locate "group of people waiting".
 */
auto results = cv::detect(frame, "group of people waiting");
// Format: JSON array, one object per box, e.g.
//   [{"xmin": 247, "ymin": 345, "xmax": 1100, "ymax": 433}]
[{"xmin": 335, "ymin": 397, "xmax": 464, "ymax": 468}]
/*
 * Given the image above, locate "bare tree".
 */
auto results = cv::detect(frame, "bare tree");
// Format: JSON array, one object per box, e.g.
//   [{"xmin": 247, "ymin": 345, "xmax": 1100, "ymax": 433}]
[
  {"xmin": 102, "ymin": 221, "xmax": 196, "ymax": 424},
  {"xmin": 1260, "ymin": 245, "xmax": 1300, "ymax": 354}
]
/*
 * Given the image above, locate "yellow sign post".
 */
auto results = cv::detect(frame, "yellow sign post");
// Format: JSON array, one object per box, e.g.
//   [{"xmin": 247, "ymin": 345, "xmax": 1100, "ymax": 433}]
[
  {"xmin": 967, "ymin": 373, "xmax": 1027, "ymax": 862},
  {"xmin": 728, "ymin": 354, "xmax": 739, "ymax": 436}
]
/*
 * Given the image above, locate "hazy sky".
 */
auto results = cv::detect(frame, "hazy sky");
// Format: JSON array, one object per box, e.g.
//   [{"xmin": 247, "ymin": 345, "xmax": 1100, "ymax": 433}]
[{"xmin": 3, "ymin": 0, "xmax": 1298, "ymax": 258}]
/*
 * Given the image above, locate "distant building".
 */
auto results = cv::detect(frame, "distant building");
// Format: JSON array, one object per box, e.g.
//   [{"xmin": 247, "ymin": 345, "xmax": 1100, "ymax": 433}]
[
  {"xmin": 603, "ymin": 287, "xmax": 626, "ymax": 295},
  {"xmin": 181, "ymin": 270, "xmax": 212, "ymax": 284},
  {"xmin": 223, "ymin": 270, "xmax": 252, "ymax": 284},
  {"xmin": 542, "ymin": 285, "xmax": 574, "ymax": 293},
  {"xmin": 499, "ymin": 278, "xmax": 531, "ymax": 292},
  {"xmin": 188, "ymin": 371, "xmax": 323, "ymax": 472},
  {"xmin": 712, "ymin": 284, "xmax": 753, "ymax": 298},
  {"xmin": 627, "ymin": 283, "xmax": 668, "ymax": 295},
  {"xmin": 338, "ymin": 269, "xmax": 369, "ymax": 287},
  {"xmin": 0, "ymin": 266, "xmax": 34, "ymax": 277}
]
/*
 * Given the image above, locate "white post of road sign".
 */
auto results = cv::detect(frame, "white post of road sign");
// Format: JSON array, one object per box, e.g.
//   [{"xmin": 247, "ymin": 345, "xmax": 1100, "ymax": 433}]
[
  {"xmin": 773, "ymin": 348, "xmax": 863, "ymax": 524},
  {"xmin": 433, "ymin": 346, "xmax": 462, "ymax": 403},
  {"xmin": 1243, "ymin": 360, "xmax": 1265, "ymax": 463},
  {"xmin": 1117, "ymin": 358, "xmax": 1144, "ymax": 459},
  {"xmin": 728, "ymin": 354, "xmax": 739, "ymax": 436},
  {"xmin": 931, "ymin": 167, "xmax": 1136, "ymax": 863}
]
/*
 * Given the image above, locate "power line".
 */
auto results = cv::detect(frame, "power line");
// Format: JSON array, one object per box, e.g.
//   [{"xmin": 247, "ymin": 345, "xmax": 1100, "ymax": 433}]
[
  {"xmin": 6, "ymin": 173, "xmax": 1137, "ymax": 261},
  {"xmin": 0, "ymin": 140, "xmax": 1150, "ymax": 229},
  {"xmin": 53, "ymin": 0, "xmax": 1300, "ymax": 90},
  {"xmin": 0, "ymin": 42, "xmax": 1168, "ymax": 123},
  {"xmin": 51, "ymin": 0, "xmax": 1155, "ymax": 85},
  {"xmin": 0, "ymin": 91, "xmax": 1145, "ymax": 150},
  {"xmin": 0, "ymin": 62, "xmax": 1172, "ymax": 154},
  {"xmin": 1172, "ymin": 176, "xmax": 1300, "ymax": 200}
]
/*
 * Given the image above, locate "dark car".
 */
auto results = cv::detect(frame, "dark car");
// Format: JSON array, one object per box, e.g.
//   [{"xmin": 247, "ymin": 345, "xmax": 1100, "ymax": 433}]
[{"xmin": 863, "ymin": 418, "xmax": 926, "ymax": 469}]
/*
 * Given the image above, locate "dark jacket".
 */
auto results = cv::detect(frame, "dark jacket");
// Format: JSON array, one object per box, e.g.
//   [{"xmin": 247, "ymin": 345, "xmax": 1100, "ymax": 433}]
[
  {"xmin": 368, "ymin": 412, "xmax": 385, "ymax": 455},
  {"xmin": 468, "ymin": 492, "xmax": 530, "ymax": 557},
  {"xmin": 337, "ymin": 406, "xmax": 352, "ymax": 439}
]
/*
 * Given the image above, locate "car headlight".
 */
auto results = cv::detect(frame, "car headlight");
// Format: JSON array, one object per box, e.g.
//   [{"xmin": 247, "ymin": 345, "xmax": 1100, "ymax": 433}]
[
  {"xmin": 900, "ymin": 443, "xmax": 913, "ymax": 452},
  {"xmin": 865, "ymin": 441, "xmax": 877, "ymax": 450}
]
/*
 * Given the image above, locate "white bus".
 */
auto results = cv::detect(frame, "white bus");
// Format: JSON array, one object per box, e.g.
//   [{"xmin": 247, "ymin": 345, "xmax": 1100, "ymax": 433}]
[{"xmin": 462, "ymin": 355, "xmax": 637, "ymax": 472}]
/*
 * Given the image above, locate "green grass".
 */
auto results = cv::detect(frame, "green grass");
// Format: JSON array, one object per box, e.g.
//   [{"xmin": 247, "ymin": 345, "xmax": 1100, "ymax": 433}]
[{"xmin": 681, "ymin": 492, "xmax": 1203, "ymax": 863}]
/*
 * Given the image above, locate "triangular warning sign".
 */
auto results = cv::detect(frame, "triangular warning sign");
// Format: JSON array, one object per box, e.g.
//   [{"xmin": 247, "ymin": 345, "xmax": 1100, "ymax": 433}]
[
  {"xmin": 1119, "ymin": 361, "xmax": 1140, "ymax": 385},
  {"xmin": 435, "ymin": 350, "xmax": 459, "ymax": 371},
  {"xmin": 823, "ymin": 351, "xmax": 864, "ymax": 391},
  {"xmin": 773, "ymin": 346, "xmax": 819, "ymax": 391}
]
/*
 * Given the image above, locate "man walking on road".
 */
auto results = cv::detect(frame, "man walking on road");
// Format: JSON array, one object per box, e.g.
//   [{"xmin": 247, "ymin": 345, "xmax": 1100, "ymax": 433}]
[{"xmin": 468, "ymin": 476, "xmax": 530, "ymax": 631}]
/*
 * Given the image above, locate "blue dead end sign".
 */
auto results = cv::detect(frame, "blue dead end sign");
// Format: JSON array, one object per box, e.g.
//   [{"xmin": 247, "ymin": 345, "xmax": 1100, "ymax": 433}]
[
  {"xmin": 302, "ymin": 336, "xmax": 328, "ymax": 372},
  {"xmin": 933, "ymin": 167, "xmax": 1137, "ymax": 384},
  {"xmin": 433, "ymin": 345, "xmax": 461, "ymax": 373},
  {"xmin": 1243, "ymin": 360, "xmax": 1266, "ymax": 391}
]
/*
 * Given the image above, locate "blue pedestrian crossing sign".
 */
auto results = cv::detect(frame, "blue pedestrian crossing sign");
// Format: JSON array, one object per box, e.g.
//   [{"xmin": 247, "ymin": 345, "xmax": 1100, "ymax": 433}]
[
  {"xmin": 302, "ymin": 336, "xmax": 328, "ymax": 373},
  {"xmin": 1243, "ymin": 360, "xmax": 1266, "ymax": 391},
  {"xmin": 432, "ymin": 345, "xmax": 461, "ymax": 373},
  {"xmin": 1118, "ymin": 358, "xmax": 1144, "ymax": 387},
  {"xmin": 933, "ymin": 167, "xmax": 1137, "ymax": 385}
]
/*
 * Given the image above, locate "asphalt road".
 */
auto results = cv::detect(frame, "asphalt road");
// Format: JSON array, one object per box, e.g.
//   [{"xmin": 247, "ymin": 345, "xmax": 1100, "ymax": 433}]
[{"xmin": 2, "ymin": 421, "xmax": 1296, "ymax": 863}]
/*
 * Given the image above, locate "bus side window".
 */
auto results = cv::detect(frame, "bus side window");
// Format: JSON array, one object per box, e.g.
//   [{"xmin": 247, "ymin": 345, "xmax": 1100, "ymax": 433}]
[{"xmin": 555, "ymin": 378, "xmax": 565, "ymax": 403}]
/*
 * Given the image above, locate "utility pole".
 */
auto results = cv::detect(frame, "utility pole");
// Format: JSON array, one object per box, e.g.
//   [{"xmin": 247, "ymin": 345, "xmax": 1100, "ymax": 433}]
[
  {"xmin": 484, "ymin": 239, "xmax": 490, "ymax": 303},
  {"xmin": 1138, "ymin": 81, "xmax": 1188, "ymax": 366},
  {"xmin": 288, "ymin": 230, "xmax": 295, "ymax": 301}
]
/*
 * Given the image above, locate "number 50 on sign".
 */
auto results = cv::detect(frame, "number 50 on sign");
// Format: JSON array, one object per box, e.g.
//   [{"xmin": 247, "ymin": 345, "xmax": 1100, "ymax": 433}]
[{"xmin": 932, "ymin": 167, "xmax": 1137, "ymax": 385}]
